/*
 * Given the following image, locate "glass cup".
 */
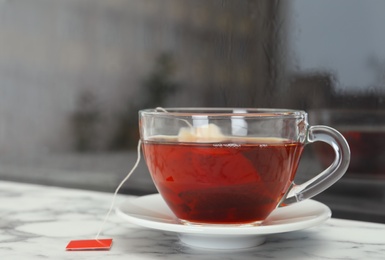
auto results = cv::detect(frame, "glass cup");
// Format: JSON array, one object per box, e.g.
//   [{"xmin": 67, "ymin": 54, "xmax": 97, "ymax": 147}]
[{"xmin": 139, "ymin": 108, "xmax": 350, "ymax": 226}]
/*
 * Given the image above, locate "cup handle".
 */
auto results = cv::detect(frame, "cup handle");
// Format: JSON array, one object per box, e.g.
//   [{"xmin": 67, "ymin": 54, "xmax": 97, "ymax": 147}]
[{"xmin": 281, "ymin": 125, "xmax": 350, "ymax": 205}]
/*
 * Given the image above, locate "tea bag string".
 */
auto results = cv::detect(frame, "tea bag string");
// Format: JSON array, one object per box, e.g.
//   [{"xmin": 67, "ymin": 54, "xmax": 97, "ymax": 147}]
[
  {"xmin": 95, "ymin": 107, "xmax": 191, "ymax": 239},
  {"xmin": 155, "ymin": 107, "xmax": 193, "ymax": 129},
  {"xmin": 155, "ymin": 107, "xmax": 168, "ymax": 113},
  {"xmin": 94, "ymin": 139, "xmax": 142, "ymax": 239}
]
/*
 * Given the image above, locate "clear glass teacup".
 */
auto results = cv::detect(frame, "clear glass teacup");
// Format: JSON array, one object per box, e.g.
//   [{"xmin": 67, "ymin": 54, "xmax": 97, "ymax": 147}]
[{"xmin": 139, "ymin": 108, "xmax": 350, "ymax": 226}]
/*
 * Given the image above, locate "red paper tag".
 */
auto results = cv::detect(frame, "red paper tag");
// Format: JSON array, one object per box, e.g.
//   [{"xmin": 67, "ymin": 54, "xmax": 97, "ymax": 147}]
[{"xmin": 66, "ymin": 239, "xmax": 113, "ymax": 251}]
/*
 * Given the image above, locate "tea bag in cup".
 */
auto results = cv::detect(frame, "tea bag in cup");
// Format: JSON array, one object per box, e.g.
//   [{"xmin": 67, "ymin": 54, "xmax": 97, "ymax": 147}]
[{"xmin": 178, "ymin": 123, "xmax": 226, "ymax": 143}]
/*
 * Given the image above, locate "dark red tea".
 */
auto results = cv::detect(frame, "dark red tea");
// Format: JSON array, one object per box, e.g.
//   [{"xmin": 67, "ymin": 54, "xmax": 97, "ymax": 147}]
[{"xmin": 143, "ymin": 138, "xmax": 304, "ymax": 224}]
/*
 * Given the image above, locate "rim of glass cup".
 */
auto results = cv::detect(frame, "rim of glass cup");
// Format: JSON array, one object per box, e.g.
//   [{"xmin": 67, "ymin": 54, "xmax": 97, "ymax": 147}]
[{"xmin": 139, "ymin": 108, "xmax": 306, "ymax": 118}]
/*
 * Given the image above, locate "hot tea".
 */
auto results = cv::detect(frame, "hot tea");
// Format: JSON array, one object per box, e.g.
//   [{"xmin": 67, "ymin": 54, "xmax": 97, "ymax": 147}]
[
  {"xmin": 139, "ymin": 108, "xmax": 350, "ymax": 226},
  {"xmin": 143, "ymin": 137, "xmax": 304, "ymax": 224}
]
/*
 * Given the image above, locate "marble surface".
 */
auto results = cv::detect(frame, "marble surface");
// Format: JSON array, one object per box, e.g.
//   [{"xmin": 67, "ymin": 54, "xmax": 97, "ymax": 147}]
[{"xmin": 0, "ymin": 181, "xmax": 385, "ymax": 259}]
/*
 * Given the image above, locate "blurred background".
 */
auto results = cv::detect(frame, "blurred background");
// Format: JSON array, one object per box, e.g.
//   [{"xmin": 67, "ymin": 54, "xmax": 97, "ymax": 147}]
[{"xmin": 1, "ymin": 0, "xmax": 384, "ymax": 223}]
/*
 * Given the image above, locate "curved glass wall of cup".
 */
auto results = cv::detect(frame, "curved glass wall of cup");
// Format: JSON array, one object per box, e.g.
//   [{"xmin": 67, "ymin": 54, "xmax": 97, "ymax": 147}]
[{"xmin": 0, "ymin": 1, "xmax": 384, "ymax": 222}]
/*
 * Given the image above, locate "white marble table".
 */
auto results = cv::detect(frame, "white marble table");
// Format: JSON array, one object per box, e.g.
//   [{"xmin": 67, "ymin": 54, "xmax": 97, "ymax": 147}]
[{"xmin": 0, "ymin": 180, "xmax": 384, "ymax": 260}]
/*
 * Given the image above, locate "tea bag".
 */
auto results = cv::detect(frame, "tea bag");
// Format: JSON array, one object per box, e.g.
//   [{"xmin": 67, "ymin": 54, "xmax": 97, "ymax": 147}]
[
  {"xmin": 65, "ymin": 109, "xmax": 225, "ymax": 251},
  {"xmin": 154, "ymin": 106, "xmax": 226, "ymax": 143},
  {"xmin": 178, "ymin": 123, "xmax": 226, "ymax": 142},
  {"xmin": 66, "ymin": 140, "xmax": 143, "ymax": 251}
]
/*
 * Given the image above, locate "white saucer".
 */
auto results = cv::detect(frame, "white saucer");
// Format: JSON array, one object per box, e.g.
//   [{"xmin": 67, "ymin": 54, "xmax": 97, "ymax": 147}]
[{"xmin": 116, "ymin": 194, "xmax": 331, "ymax": 250}]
